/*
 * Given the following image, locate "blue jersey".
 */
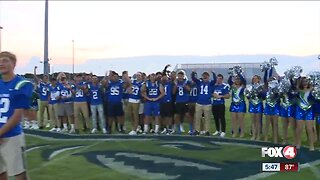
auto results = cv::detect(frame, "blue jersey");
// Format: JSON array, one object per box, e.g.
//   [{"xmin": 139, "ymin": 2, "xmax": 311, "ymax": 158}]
[
  {"xmin": 48, "ymin": 84, "xmax": 60, "ymax": 104},
  {"xmin": 212, "ymin": 83, "xmax": 229, "ymax": 105},
  {"xmin": 145, "ymin": 81, "xmax": 161, "ymax": 102},
  {"xmin": 129, "ymin": 80, "xmax": 143, "ymax": 100},
  {"xmin": 189, "ymin": 82, "xmax": 198, "ymax": 103},
  {"xmin": 106, "ymin": 80, "xmax": 124, "ymax": 103},
  {"xmin": 72, "ymin": 82, "xmax": 87, "ymax": 102},
  {"xmin": 196, "ymin": 81, "xmax": 214, "ymax": 105},
  {"xmin": 37, "ymin": 82, "xmax": 50, "ymax": 101},
  {"xmin": 162, "ymin": 81, "xmax": 174, "ymax": 103},
  {"xmin": 0, "ymin": 76, "xmax": 33, "ymax": 138},
  {"xmin": 86, "ymin": 82, "xmax": 92, "ymax": 103},
  {"xmin": 175, "ymin": 80, "xmax": 190, "ymax": 103},
  {"xmin": 88, "ymin": 83, "xmax": 103, "ymax": 105},
  {"xmin": 58, "ymin": 83, "xmax": 73, "ymax": 103}
]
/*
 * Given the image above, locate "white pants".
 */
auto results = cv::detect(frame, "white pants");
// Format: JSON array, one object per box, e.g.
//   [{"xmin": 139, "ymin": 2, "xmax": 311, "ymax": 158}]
[{"xmin": 90, "ymin": 104, "xmax": 106, "ymax": 129}]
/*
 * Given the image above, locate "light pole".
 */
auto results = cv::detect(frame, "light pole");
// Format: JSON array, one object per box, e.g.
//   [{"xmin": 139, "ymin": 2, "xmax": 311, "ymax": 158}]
[
  {"xmin": 72, "ymin": 40, "xmax": 75, "ymax": 75},
  {"xmin": 43, "ymin": 0, "xmax": 49, "ymax": 75},
  {"xmin": 0, "ymin": 26, "xmax": 3, "ymax": 52}
]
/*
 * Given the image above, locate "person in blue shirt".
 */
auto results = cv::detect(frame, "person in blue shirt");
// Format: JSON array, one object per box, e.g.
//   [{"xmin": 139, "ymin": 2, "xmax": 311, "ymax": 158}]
[
  {"xmin": 88, "ymin": 75, "xmax": 106, "ymax": 134},
  {"xmin": 71, "ymin": 74, "xmax": 90, "ymax": 133},
  {"xmin": 191, "ymin": 71, "xmax": 216, "ymax": 136},
  {"xmin": 34, "ymin": 66, "xmax": 50, "ymax": 129},
  {"xmin": 295, "ymin": 77, "xmax": 315, "ymax": 151},
  {"xmin": 262, "ymin": 68, "xmax": 280, "ymax": 143},
  {"xmin": 0, "ymin": 51, "xmax": 33, "ymax": 180},
  {"xmin": 56, "ymin": 76, "xmax": 75, "ymax": 133},
  {"xmin": 279, "ymin": 77, "xmax": 296, "ymax": 145},
  {"xmin": 160, "ymin": 74, "xmax": 175, "ymax": 135},
  {"xmin": 126, "ymin": 72, "xmax": 144, "ymax": 135},
  {"xmin": 102, "ymin": 71, "xmax": 130, "ymax": 134},
  {"xmin": 228, "ymin": 73, "xmax": 247, "ymax": 138},
  {"xmin": 141, "ymin": 73, "xmax": 165, "ymax": 134},
  {"xmin": 246, "ymin": 75, "xmax": 264, "ymax": 141},
  {"xmin": 48, "ymin": 77, "xmax": 61, "ymax": 132},
  {"xmin": 173, "ymin": 71, "xmax": 191, "ymax": 134},
  {"xmin": 188, "ymin": 79, "xmax": 198, "ymax": 135},
  {"xmin": 84, "ymin": 73, "xmax": 93, "ymax": 118},
  {"xmin": 212, "ymin": 74, "xmax": 230, "ymax": 138}
]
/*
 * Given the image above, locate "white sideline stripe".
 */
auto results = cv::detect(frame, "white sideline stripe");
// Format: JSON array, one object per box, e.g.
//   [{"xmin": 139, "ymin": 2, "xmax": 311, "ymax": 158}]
[
  {"xmin": 161, "ymin": 145, "xmax": 182, "ymax": 149},
  {"xmin": 212, "ymin": 141, "xmax": 263, "ymax": 148},
  {"xmin": 117, "ymin": 152, "xmax": 221, "ymax": 171},
  {"xmin": 237, "ymin": 159, "xmax": 320, "ymax": 180},
  {"xmin": 163, "ymin": 141, "xmax": 205, "ymax": 147},
  {"xmin": 97, "ymin": 155, "xmax": 180, "ymax": 180},
  {"xmin": 49, "ymin": 146, "xmax": 84, "ymax": 160},
  {"xmin": 26, "ymin": 133, "xmax": 154, "ymax": 141},
  {"xmin": 26, "ymin": 145, "xmax": 50, "ymax": 153},
  {"xmin": 29, "ymin": 141, "xmax": 104, "ymax": 173}
]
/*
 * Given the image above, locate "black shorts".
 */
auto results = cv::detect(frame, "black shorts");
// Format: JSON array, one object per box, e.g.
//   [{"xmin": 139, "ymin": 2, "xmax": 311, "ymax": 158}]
[
  {"xmin": 160, "ymin": 102, "xmax": 174, "ymax": 117},
  {"xmin": 175, "ymin": 102, "xmax": 189, "ymax": 115},
  {"xmin": 108, "ymin": 102, "xmax": 124, "ymax": 117}
]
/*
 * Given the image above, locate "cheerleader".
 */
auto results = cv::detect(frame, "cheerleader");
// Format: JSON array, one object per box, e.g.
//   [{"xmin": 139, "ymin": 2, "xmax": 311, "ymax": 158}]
[
  {"xmin": 247, "ymin": 75, "xmax": 264, "ymax": 140},
  {"xmin": 279, "ymin": 78, "xmax": 296, "ymax": 145},
  {"xmin": 228, "ymin": 74, "xmax": 246, "ymax": 138},
  {"xmin": 263, "ymin": 68, "xmax": 280, "ymax": 144},
  {"xmin": 295, "ymin": 77, "xmax": 315, "ymax": 151},
  {"xmin": 314, "ymin": 100, "xmax": 320, "ymax": 142}
]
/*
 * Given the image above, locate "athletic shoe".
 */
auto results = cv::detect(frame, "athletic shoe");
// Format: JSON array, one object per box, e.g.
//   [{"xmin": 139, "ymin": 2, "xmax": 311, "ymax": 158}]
[
  {"xmin": 46, "ymin": 123, "xmax": 50, "ymax": 128},
  {"xmin": 161, "ymin": 128, "xmax": 167, "ymax": 134},
  {"xmin": 180, "ymin": 125, "xmax": 185, "ymax": 133},
  {"xmin": 200, "ymin": 131, "xmax": 205, "ymax": 135},
  {"xmin": 205, "ymin": 131, "xmax": 210, "ymax": 136},
  {"xmin": 212, "ymin": 131, "xmax": 220, "ymax": 136},
  {"xmin": 56, "ymin": 128, "xmax": 61, "ymax": 132},
  {"xmin": 150, "ymin": 129, "xmax": 155, "ymax": 133},
  {"xmin": 170, "ymin": 130, "xmax": 176, "ymax": 135},
  {"xmin": 91, "ymin": 128, "xmax": 97, "ymax": 134},
  {"xmin": 61, "ymin": 128, "xmax": 68, "ymax": 133},
  {"xmin": 129, "ymin": 130, "xmax": 137, "ymax": 135},
  {"xmin": 31, "ymin": 124, "xmax": 39, "ymax": 130},
  {"xmin": 69, "ymin": 128, "xmax": 76, "ymax": 134},
  {"xmin": 220, "ymin": 132, "xmax": 226, "ymax": 138},
  {"xmin": 102, "ymin": 128, "xmax": 107, "ymax": 134},
  {"xmin": 49, "ymin": 128, "xmax": 57, "ymax": 132}
]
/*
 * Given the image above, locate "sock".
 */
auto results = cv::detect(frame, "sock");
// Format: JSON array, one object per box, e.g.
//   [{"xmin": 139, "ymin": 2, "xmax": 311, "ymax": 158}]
[
  {"xmin": 120, "ymin": 125, "xmax": 124, "ymax": 131},
  {"xmin": 144, "ymin": 124, "xmax": 149, "ymax": 133},
  {"xmin": 180, "ymin": 124, "xmax": 184, "ymax": 130},
  {"xmin": 63, "ymin": 123, "xmax": 68, "ymax": 129},
  {"xmin": 31, "ymin": 120, "xmax": 36, "ymax": 126},
  {"xmin": 173, "ymin": 124, "xmax": 176, "ymax": 131},
  {"xmin": 155, "ymin": 125, "xmax": 160, "ymax": 133},
  {"xmin": 189, "ymin": 123, "xmax": 193, "ymax": 132},
  {"xmin": 177, "ymin": 124, "xmax": 181, "ymax": 133},
  {"xmin": 71, "ymin": 124, "xmax": 75, "ymax": 129}
]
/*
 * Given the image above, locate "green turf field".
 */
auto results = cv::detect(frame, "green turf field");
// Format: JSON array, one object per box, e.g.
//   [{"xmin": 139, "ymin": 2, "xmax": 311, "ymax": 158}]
[
  {"xmin": 23, "ymin": 99, "xmax": 320, "ymax": 179},
  {"xmin": 25, "ymin": 131, "xmax": 320, "ymax": 180}
]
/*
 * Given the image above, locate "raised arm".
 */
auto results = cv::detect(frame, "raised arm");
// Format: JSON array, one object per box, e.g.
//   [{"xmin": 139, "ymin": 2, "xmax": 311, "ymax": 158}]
[
  {"xmin": 33, "ymin": 66, "xmax": 40, "ymax": 85},
  {"xmin": 162, "ymin": 64, "xmax": 171, "ymax": 76},
  {"xmin": 191, "ymin": 71, "xmax": 201, "ymax": 85},
  {"xmin": 239, "ymin": 74, "xmax": 247, "ymax": 87},
  {"xmin": 228, "ymin": 76, "xmax": 233, "ymax": 86},
  {"xmin": 210, "ymin": 71, "xmax": 217, "ymax": 86}
]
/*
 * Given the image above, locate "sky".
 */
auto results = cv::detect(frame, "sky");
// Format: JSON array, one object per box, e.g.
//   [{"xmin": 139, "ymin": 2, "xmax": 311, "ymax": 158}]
[{"xmin": 0, "ymin": 1, "xmax": 320, "ymax": 75}]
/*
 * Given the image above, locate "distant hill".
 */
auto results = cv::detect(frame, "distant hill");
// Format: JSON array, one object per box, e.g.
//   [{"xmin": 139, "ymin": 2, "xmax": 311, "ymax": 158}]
[{"xmin": 16, "ymin": 54, "xmax": 320, "ymax": 76}]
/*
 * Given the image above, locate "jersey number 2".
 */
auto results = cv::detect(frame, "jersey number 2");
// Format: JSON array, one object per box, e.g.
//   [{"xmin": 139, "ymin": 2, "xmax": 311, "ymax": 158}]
[{"xmin": 0, "ymin": 98, "xmax": 10, "ymax": 123}]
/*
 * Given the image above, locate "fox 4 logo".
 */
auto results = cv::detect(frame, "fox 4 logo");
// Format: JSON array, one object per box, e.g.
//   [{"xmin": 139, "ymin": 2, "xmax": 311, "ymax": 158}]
[{"xmin": 261, "ymin": 146, "xmax": 297, "ymax": 159}]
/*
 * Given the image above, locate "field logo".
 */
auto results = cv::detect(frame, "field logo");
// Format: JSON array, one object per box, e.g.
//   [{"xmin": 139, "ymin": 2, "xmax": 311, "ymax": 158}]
[{"xmin": 261, "ymin": 146, "xmax": 297, "ymax": 159}]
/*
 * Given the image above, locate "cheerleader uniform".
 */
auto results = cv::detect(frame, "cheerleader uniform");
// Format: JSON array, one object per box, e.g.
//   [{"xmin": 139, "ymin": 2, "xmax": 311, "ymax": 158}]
[
  {"xmin": 279, "ymin": 93, "xmax": 296, "ymax": 118},
  {"xmin": 313, "ymin": 100, "xmax": 320, "ymax": 123},
  {"xmin": 295, "ymin": 90, "xmax": 314, "ymax": 121},
  {"xmin": 263, "ymin": 91, "xmax": 280, "ymax": 116},
  {"xmin": 230, "ymin": 86, "xmax": 246, "ymax": 113},
  {"xmin": 248, "ymin": 93, "xmax": 264, "ymax": 114}
]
